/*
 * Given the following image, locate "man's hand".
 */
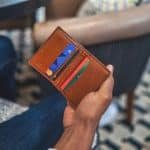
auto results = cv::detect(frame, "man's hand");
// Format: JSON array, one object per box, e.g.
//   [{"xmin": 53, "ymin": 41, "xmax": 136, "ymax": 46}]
[{"xmin": 55, "ymin": 65, "xmax": 114, "ymax": 150}]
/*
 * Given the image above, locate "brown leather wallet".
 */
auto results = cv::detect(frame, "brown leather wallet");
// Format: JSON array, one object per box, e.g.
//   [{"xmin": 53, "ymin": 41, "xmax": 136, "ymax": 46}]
[{"xmin": 29, "ymin": 27, "xmax": 110, "ymax": 108}]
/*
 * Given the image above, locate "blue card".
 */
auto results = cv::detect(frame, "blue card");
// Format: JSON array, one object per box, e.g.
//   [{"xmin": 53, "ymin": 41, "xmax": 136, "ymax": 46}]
[{"xmin": 50, "ymin": 43, "xmax": 76, "ymax": 73}]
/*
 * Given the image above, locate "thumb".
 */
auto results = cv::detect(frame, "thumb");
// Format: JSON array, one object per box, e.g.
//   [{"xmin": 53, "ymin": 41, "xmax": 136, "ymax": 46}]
[
  {"xmin": 97, "ymin": 65, "xmax": 114, "ymax": 97},
  {"xmin": 95, "ymin": 64, "xmax": 114, "ymax": 114},
  {"xmin": 63, "ymin": 105, "xmax": 75, "ymax": 128}
]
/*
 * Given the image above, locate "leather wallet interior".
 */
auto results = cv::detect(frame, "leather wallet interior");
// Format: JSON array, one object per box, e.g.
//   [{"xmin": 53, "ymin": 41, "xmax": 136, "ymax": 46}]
[{"xmin": 29, "ymin": 27, "xmax": 110, "ymax": 108}]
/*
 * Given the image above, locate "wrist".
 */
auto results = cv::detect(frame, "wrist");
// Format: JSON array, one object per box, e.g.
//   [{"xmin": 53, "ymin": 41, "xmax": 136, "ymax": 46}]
[
  {"xmin": 75, "ymin": 118, "xmax": 96, "ymax": 133},
  {"xmin": 75, "ymin": 113, "xmax": 98, "ymax": 131},
  {"xmin": 55, "ymin": 119, "xmax": 96, "ymax": 150}
]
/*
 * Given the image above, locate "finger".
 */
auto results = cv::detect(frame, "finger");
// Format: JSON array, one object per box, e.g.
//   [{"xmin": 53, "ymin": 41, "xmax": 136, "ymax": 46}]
[
  {"xmin": 96, "ymin": 65, "xmax": 114, "ymax": 98},
  {"xmin": 63, "ymin": 105, "xmax": 75, "ymax": 128},
  {"xmin": 107, "ymin": 64, "xmax": 114, "ymax": 75}
]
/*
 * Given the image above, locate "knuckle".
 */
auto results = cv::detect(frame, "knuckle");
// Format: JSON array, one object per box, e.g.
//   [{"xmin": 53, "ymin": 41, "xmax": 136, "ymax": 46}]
[
  {"xmin": 86, "ymin": 112, "xmax": 97, "ymax": 122},
  {"xmin": 101, "ymin": 93, "xmax": 112, "ymax": 101},
  {"xmin": 111, "ymin": 76, "xmax": 114, "ymax": 85},
  {"xmin": 86, "ymin": 92, "xmax": 97, "ymax": 99}
]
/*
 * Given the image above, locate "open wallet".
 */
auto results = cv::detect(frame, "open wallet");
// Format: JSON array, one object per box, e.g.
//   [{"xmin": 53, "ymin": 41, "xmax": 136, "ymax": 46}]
[{"xmin": 29, "ymin": 27, "xmax": 110, "ymax": 109}]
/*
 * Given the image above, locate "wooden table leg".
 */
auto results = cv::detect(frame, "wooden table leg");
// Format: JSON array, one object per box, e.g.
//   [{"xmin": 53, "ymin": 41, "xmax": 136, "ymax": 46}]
[{"xmin": 126, "ymin": 91, "xmax": 134, "ymax": 123}]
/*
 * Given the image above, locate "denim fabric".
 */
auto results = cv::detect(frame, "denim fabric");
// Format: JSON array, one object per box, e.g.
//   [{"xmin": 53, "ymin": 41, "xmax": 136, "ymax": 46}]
[
  {"xmin": 0, "ymin": 93, "xmax": 66, "ymax": 150},
  {"xmin": 0, "ymin": 36, "xmax": 66, "ymax": 149},
  {"xmin": 0, "ymin": 36, "xmax": 16, "ymax": 100}
]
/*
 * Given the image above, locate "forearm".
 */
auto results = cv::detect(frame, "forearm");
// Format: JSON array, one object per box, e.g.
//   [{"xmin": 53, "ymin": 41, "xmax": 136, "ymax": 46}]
[
  {"xmin": 34, "ymin": 4, "xmax": 150, "ymax": 46},
  {"xmin": 55, "ymin": 122, "xmax": 96, "ymax": 150}
]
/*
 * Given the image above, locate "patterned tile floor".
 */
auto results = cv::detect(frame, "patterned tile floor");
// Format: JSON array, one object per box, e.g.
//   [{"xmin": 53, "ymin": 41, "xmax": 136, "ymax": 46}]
[
  {"xmin": 0, "ymin": 29, "xmax": 149, "ymax": 150},
  {"xmin": 95, "ymin": 60, "xmax": 150, "ymax": 149}
]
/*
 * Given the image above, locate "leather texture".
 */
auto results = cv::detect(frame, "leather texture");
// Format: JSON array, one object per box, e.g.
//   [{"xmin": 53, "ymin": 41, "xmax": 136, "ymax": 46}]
[{"xmin": 29, "ymin": 27, "xmax": 110, "ymax": 108}]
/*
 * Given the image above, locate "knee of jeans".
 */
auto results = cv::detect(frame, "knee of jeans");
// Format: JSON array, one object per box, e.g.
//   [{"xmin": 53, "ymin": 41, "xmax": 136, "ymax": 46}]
[{"xmin": 0, "ymin": 36, "xmax": 16, "ymax": 62}]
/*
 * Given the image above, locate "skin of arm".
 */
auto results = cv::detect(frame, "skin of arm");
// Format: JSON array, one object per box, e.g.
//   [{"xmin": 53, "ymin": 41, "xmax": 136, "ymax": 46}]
[
  {"xmin": 46, "ymin": 0, "xmax": 85, "ymax": 19},
  {"xmin": 34, "ymin": 4, "xmax": 150, "ymax": 46}
]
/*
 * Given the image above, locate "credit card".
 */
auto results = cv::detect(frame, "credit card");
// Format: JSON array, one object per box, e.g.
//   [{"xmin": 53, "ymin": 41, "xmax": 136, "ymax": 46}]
[
  {"xmin": 50, "ymin": 43, "xmax": 75, "ymax": 72},
  {"xmin": 60, "ymin": 57, "xmax": 90, "ymax": 90},
  {"xmin": 51, "ymin": 50, "xmax": 79, "ymax": 80}
]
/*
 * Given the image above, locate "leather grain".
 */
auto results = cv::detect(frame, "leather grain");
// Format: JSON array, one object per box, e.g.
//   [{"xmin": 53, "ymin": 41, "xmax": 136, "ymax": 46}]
[{"xmin": 29, "ymin": 27, "xmax": 110, "ymax": 108}]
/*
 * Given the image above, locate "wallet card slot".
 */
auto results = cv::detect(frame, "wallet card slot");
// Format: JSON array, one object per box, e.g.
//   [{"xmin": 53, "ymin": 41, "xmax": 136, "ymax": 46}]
[
  {"xmin": 60, "ymin": 57, "xmax": 90, "ymax": 90},
  {"xmin": 53, "ymin": 50, "xmax": 87, "ymax": 86},
  {"xmin": 46, "ymin": 43, "xmax": 76, "ymax": 77},
  {"xmin": 63, "ymin": 58, "xmax": 102, "ymax": 107},
  {"xmin": 51, "ymin": 50, "xmax": 79, "ymax": 80}
]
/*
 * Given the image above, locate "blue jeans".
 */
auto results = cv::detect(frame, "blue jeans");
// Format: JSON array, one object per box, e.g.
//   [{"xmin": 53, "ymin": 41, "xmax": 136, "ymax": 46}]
[
  {"xmin": 0, "ymin": 36, "xmax": 66, "ymax": 149},
  {"xmin": 0, "ymin": 36, "xmax": 16, "ymax": 100},
  {"xmin": 0, "ymin": 94, "xmax": 66, "ymax": 150}
]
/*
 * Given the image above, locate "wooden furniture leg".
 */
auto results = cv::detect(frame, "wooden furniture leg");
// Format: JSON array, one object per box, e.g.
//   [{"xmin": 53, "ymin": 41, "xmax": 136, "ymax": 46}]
[{"xmin": 126, "ymin": 91, "xmax": 134, "ymax": 123}]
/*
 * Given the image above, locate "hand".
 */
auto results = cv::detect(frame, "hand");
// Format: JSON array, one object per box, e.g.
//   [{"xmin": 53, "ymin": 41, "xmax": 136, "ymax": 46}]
[{"xmin": 55, "ymin": 65, "xmax": 114, "ymax": 150}]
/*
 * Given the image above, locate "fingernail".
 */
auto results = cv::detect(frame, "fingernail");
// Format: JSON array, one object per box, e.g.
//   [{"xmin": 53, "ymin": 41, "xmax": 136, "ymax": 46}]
[{"xmin": 107, "ymin": 65, "xmax": 114, "ymax": 73}]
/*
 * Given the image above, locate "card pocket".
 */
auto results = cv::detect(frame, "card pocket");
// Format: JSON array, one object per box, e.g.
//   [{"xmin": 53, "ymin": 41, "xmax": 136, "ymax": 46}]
[
  {"xmin": 45, "ymin": 43, "xmax": 76, "ymax": 77},
  {"xmin": 52, "ymin": 50, "xmax": 87, "ymax": 87},
  {"xmin": 63, "ymin": 55, "xmax": 109, "ymax": 108},
  {"xmin": 60, "ymin": 57, "xmax": 90, "ymax": 90}
]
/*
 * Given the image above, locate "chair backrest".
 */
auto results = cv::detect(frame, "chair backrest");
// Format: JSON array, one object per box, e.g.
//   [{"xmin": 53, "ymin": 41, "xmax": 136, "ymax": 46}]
[{"xmin": 88, "ymin": 34, "xmax": 150, "ymax": 96}]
